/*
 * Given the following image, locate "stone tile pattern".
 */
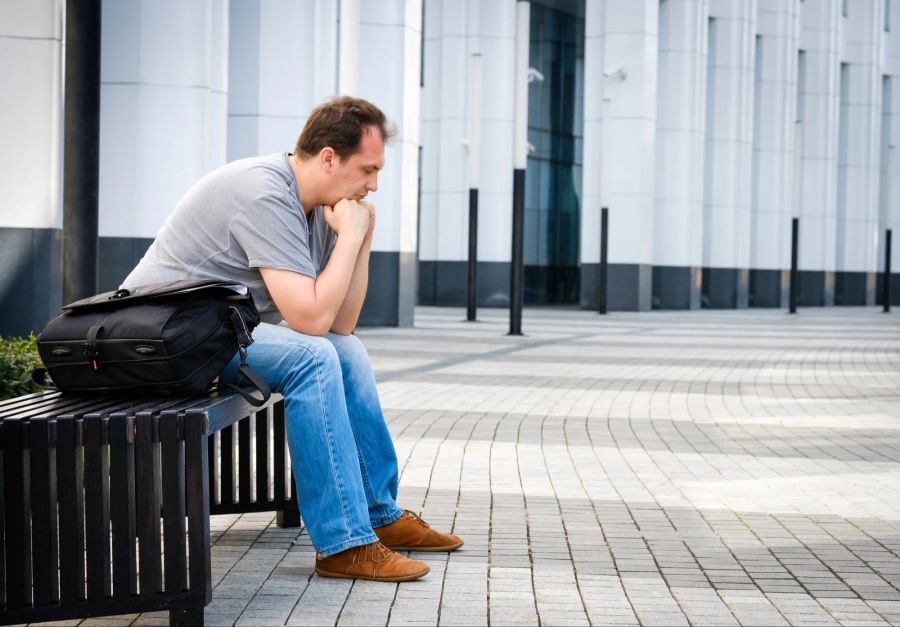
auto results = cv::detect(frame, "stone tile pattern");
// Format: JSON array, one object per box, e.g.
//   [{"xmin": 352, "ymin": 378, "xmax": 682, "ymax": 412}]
[{"xmin": 70, "ymin": 308, "xmax": 900, "ymax": 626}]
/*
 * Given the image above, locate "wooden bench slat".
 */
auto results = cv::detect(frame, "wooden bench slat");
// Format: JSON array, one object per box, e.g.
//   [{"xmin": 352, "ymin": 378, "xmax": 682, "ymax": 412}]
[
  {"xmin": 84, "ymin": 412, "xmax": 112, "ymax": 601},
  {"xmin": 135, "ymin": 410, "xmax": 162, "ymax": 598},
  {"xmin": 27, "ymin": 417, "xmax": 59, "ymax": 606},
  {"xmin": 161, "ymin": 410, "xmax": 187, "ymax": 594},
  {"xmin": 56, "ymin": 415, "xmax": 85, "ymax": 604},
  {"xmin": 273, "ymin": 401, "xmax": 286, "ymax": 503},
  {"xmin": 255, "ymin": 409, "xmax": 269, "ymax": 503},
  {"xmin": 1, "ymin": 419, "xmax": 31, "ymax": 609},
  {"xmin": 108, "ymin": 411, "xmax": 137, "ymax": 600},
  {"xmin": 220, "ymin": 426, "xmax": 234, "ymax": 505},
  {"xmin": 184, "ymin": 409, "xmax": 212, "ymax": 604},
  {"xmin": 238, "ymin": 418, "xmax": 251, "ymax": 505}
]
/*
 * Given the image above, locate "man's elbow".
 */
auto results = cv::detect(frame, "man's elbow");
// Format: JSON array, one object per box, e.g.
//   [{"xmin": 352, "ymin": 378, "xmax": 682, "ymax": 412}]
[
  {"xmin": 283, "ymin": 312, "xmax": 334, "ymax": 337},
  {"xmin": 329, "ymin": 323, "xmax": 355, "ymax": 336}
]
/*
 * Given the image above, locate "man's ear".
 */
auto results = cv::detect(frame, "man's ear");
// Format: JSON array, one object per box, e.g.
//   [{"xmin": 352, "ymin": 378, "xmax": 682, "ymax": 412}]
[{"xmin": 319, "ymin": 147, "xmax": 336, "ymax": 172}]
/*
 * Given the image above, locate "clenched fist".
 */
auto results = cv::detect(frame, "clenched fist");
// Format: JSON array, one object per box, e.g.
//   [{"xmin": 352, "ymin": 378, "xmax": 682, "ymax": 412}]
[{"xmin": 323, "ymin": 198, "xmax": 370, "ymax": 241}]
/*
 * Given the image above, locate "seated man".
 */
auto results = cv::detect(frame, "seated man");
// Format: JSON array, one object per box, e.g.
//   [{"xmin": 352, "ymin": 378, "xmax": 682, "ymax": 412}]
[{"xmin": 122, "ymin": 96, "xmax": 462, "ymax": 582}]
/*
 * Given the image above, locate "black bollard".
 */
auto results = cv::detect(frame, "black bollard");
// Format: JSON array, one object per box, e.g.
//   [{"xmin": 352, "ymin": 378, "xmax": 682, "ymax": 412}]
[
  {"xmin": 885, "ymin": 229, "xmax": 893, "ymax": 313},
  {"xmin": 467, "ymin": 188, "xmax": 478, "ymax": 321},
  {"xmin": 509, "ymin": 169, "xmax": 525, "ymax": 335},
  {"xmin": 789, "ymin": 217, "xmax": 799, "ymax": 314},
  {"xmin": 598, "ymin": 207, "xmax": 608, "ymax": 314},
  {"xmin": 63, "ymin": 0, "xmax": 102, "ymax": 305}
]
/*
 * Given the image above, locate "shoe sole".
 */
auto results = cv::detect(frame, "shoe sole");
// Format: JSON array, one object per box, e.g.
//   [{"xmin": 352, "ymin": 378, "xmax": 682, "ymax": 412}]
[
  {"xmin": 315, "ymin": 565, "xmax": 430, "ymax": 582},
  {"xmin": 385, "ymin": 539, "xmax": 465, "ymax": 552}
]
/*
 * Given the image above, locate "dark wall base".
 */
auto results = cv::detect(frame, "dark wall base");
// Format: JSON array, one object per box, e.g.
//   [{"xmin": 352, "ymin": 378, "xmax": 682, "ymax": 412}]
[
  {"xmin": 749, "ymin": 269, "xmax": 788, "ymax": 308},
  {"xmin": 0, "ymin": 227, "xmax": 62, "ymax": 336},
  {"xmin": 835, "ymin": 271, "xmax": 876, "ymax": 306},
  {"xmin": 875, "ymin": 273, "xmax": 900, "ymax": 306},
  {"xmin": 99, "ymin": 237, "xmax": 154, "ymax": 292},
  {"xmin": 701, "ymin": 267, "xmax": 749, "ymax": 308},
  {"xmin": 797, "ymin": 270, "xmax": 835, "ymax": 306},
  {"xmin": 358, "ymin": 251, "xmax": 416, "ymax": 327},
  {"xmin": 418, "ymin": 260, "xmax": 510, "ymax": 308},
  {"xmin": 580, "ymin": 263, "xmax": 652, "ymax": 311},
  {"xmin": 651, "ymin": 265, "xmax": 700, "ymax": 310}
]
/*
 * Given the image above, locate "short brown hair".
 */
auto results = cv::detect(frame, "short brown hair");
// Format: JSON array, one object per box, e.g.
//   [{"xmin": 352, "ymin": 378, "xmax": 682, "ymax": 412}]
[{"xmin": 295, "ymin": 96, "xmax": 396, "ymax": 161}]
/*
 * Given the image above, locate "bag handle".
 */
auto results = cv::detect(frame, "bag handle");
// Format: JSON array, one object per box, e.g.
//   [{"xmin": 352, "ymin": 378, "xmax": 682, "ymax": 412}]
[
  {"xmin": 221, "ymin": 306, "xmax": 271, "ymax": 407},
  {"xmin": 221, "ymin": 361, "xmax": 271, "ymax": 407}
]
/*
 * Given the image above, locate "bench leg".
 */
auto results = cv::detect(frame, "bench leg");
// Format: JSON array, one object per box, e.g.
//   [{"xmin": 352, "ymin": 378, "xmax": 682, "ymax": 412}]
[
  {"xmin": 170, "ymin": 605, "xmax": 204, "ymax": 626},
  {"xmin": 276, "ymin": 506, "xmax": 302, "ymax": 528}
]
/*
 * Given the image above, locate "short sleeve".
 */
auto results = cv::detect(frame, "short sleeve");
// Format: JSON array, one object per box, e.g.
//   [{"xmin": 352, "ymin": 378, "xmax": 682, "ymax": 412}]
[{"xmin": 229, "ymin": 193, "xmax": 317, "ymax": 278}]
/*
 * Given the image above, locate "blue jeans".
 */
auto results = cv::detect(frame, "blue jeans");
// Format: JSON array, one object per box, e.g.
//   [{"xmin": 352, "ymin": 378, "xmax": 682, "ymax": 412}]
[{"xmin": 220, "ymin": 322, "xmax": 403, "ymax": 556}]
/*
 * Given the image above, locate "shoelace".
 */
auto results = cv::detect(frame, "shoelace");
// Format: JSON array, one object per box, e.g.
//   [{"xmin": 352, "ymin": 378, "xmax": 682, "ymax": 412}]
[
  {"xmin": 363, "ymin": 541, "xmax": 394, "ymax": 563},
  {"xmin": 404, "ymin": 510, "xmax": 431, "ymax": 528}
]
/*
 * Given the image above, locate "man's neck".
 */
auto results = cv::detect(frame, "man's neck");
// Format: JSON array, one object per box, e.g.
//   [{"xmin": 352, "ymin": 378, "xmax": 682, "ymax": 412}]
[{"xmin": 290, "ymin": 153, "xmax": 318, "ymax": 216}]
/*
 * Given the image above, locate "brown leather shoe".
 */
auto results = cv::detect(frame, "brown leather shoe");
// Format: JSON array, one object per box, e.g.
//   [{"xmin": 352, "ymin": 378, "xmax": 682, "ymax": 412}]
[
  {"xmin": 375, "ymin": 510, "xmax": 464, "ymax": 552},
  {"xmin": 315, "ymin": 541, "xmax": 430, "ymax": 582}
]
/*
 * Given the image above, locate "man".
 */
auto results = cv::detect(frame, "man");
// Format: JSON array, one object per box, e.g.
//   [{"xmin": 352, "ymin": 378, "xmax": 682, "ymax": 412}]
[{"xmin": 122, "ymin": 96, "xmax": 462, "ymax": 582}]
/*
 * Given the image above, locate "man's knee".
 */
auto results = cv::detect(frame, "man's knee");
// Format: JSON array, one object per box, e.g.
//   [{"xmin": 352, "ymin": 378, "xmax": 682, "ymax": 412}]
[{"xmin": 327, "ymin": 333, "xmax": 374, "ymax": 373}]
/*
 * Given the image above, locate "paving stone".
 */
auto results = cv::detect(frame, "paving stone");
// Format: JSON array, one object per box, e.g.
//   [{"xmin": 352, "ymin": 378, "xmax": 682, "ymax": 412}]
[{"xmin": 93, "ymin": 308, "xmax": 900, "ymax": 625}]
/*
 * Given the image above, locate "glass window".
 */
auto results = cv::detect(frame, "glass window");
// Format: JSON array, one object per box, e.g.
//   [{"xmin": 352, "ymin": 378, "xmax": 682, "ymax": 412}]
[{"xmin": 524, "ymin": 1, "xmax": 585, "ymax": 304}]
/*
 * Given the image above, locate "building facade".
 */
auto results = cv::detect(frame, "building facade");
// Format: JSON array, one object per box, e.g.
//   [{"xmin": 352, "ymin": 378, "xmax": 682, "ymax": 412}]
[{"xmin": 1, "ymin": 0, "xmax": 898, "ymax": 336}]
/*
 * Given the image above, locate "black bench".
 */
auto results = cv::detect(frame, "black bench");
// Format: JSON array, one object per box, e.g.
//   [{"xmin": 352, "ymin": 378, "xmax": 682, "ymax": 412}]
[{"xmin": 0, "ymin": 390, "xmax": 301, "ymax": 626}]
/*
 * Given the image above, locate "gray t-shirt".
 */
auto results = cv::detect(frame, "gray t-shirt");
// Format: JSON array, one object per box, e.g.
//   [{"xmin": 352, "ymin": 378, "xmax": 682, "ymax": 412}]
[{"xmin": 122, "ymin": 152, "xmax": 336, "ymax": 324}]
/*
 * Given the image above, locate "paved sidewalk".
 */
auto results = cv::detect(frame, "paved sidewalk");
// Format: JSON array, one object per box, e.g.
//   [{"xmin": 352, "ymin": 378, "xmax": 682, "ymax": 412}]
[{"xmin": 113, "ymin": 307, "xmax": 900, "ymax": 625}]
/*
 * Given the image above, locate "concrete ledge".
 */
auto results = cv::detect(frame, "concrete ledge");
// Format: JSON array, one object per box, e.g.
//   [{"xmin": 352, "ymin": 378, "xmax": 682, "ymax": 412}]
[
  {"xmin": 651, "ymin": 265, "xmax": 701, "ymax": 310},
  {"xmin": 749, "ymin": 269, "xmax": 788, "ymax": 308},
  {"xmin": 417, "ymin": 260, "xmax": 510, "ymax": 308},
  {"xmin": 0, "ymin": 227, "xmax": 62, "ymax": 336},
  {"xmin": 835, "ymin": 271, "xmax": 876, "ymax": 306},
  {"xmin": 701, "ymin": 267, "xmax": 749, "ymax": 309}
]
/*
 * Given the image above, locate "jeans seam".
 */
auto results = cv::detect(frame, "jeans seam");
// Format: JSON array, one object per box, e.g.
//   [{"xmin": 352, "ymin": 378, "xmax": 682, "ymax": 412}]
[
  {"xmin": 287, "ymin": 343, "xmax": 355, "ymax": 544},
  {"xmin": 317, "ymin": 532, "xmax": 379, "ymax": 558}
]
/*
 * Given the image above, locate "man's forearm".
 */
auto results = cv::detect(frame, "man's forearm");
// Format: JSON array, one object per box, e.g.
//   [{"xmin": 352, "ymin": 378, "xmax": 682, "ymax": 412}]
[{"xmin": 330, "ymin": 235, "xmax": 371, "ymax": 334}]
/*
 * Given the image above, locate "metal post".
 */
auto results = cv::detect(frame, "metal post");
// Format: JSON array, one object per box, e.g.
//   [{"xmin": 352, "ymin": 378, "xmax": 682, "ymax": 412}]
[
  {"xmin": 509, "ymin": 1, "xmax": 529, "ymax": 336},
  {"xmin": 466, "ymin": 53, "xmax": 482, "ymax": 322},
  {"xmin": 598, "ymin": 207, "xmax": 608, "ymax": 314},
  {"xmin": 789, "ymin": 217, "xmax": 799, "ymax": 314},
  {"xmin": 63, "ymin": 0, "xmax": 102, "ymax": 305},
  {"xmin": 885, "ymin": 229, "xmax": 893, "ymax": 313},
  {"xmin": 467, "ymin": 189, "xmax": 478, "ymax": 321}
]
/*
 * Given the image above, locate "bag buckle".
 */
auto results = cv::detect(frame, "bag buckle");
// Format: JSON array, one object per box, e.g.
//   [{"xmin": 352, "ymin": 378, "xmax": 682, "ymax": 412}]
[{"xmin": 83, "ymin": 324, "xmax": 103, "ymax": 372}]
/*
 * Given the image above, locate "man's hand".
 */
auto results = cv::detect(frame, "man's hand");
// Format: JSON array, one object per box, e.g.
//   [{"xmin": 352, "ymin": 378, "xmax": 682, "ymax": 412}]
[
  {"xmin": 323, "ymin": 198, "xmax": 370, "ymax": 241},
  {"xmin": 360, "ymin": 200, "xmax": 376, "ymax": 237}
]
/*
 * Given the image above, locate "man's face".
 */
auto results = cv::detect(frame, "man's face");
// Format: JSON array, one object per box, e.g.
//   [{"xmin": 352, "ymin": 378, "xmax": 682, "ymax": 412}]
[{"xmin": 325, "ymin": 125, "xmax": 385, "ymax": 206}]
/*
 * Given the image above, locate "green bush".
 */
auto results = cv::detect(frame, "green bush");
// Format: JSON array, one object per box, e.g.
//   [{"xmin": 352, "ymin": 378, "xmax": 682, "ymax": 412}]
[{"xmin": 0, "ymin": 333, "xmax": 46, "ymax": 400}]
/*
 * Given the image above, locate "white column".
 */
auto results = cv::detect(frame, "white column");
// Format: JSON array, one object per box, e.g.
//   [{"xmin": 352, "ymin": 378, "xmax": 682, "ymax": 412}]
[
  {"xmin": 798, "ymin": 0, "xmax": 841, "ymax": 305},
  {"xmin": 339, "ymin": 0, "xmax": 360, "ymax": 95},
  {"xmin": 100, "ymin": 0, "xmax": 229, "ymax": 239},
  {"xmin": 750, "ymin": 0, "xmax": 801, "ymax": 306},
  {"xmin": 652, "ymin": 0, "xmax": 708, "ymax": 309},
  {"xmin": 227, "ymin": 0, "xmax": 338, "ymax": 161},
  {"xmin": 703, "ymin": 0, "xmax": 757, "ymax": 307},
  {"xmin": 419, "ymin": 0, "xmax": 514, "ymax": 307},
  {"xmin": 0, "ymin": 0, "xmax": 64, "ymax": 334},
  {"xmin": 0, "ymin": 0, "xmax": 63, "ymax": 231},
  {"xmin": 604, "ymin": 0, "xmax": 658, "ymax": 311},
  {"xmin": 580, "ymin": 0, "xmax": 605, "ymax": 306},
  {"xmin": 359, "ymin": 0, "xmax": 422, "ymax": 325},
  {"xmin": 885, "ymin": 0, "xmax": 900, "ymax": 295},
  {"xmin": 836, "ymin": 0, "xmax": 884, "ymax": 304}
]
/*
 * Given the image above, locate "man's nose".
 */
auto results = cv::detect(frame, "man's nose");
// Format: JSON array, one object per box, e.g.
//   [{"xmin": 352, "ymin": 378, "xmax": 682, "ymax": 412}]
[{"xmin": 367, "ymin": 176, "xmax": 378, "ymax": 192}]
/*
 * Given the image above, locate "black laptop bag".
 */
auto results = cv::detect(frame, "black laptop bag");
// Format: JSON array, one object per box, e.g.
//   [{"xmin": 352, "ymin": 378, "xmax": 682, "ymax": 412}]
[{"xmin": 37, "ymin": 279, "xmax": 270, "ymax": 404}]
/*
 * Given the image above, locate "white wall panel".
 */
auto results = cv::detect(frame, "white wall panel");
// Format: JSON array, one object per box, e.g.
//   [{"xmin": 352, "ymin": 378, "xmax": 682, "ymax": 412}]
[
  {"xmin": 653, "ymin": 0, "xmax": 707, "ymax": 268},
  {"xmin": 0, "ymin": 0, "xmax": 62, "ymax": 230},
  {"xmin": 100, "ymin": 0, "xmax": 228, "ymax": 239}
]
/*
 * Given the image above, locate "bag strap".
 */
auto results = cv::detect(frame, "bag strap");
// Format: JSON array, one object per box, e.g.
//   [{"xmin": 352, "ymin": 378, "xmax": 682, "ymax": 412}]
[
  {"xmin": 31, "ymin": 368, "xmax": 56, "ymax": 390},
  {"xmin": 221, "ymin": 306, "xmax": 271, "ymax": 407}
]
